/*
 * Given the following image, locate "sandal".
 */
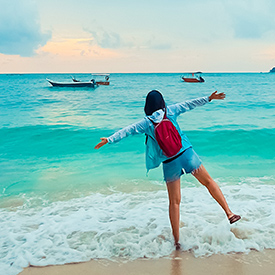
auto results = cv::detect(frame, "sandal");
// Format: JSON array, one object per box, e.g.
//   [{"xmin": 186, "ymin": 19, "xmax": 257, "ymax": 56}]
[
  {"xmin": 175, "ymin": 242, "xmax": 181, "ymax": 251},
  {"xmin": 229, "ymin": 215, "xmax": 241, "ymax": 224}
]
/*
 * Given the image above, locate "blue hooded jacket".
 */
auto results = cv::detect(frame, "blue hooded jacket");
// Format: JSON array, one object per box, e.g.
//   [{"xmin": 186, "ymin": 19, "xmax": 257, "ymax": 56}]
[{"xmin": 107, "ymin": 96, "xmax": 210, "ymax": 171}]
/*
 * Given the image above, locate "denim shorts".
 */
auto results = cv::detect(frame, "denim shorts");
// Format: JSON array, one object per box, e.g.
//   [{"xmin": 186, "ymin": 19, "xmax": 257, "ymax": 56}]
[{"xmin": 162, "ymin": 147, "xmax": 202, "ymax": 182}]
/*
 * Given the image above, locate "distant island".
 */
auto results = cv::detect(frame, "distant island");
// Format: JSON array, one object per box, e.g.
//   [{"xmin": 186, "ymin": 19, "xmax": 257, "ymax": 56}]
[{"xmin": 270, "ymin": 67, "xmax": 275, "ymax": 73}]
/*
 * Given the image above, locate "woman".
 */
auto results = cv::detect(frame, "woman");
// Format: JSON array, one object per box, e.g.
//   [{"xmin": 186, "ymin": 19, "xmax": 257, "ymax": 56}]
[{"xmin": 95, "ymin": 90, "xmax": 241, "ymax": 250}]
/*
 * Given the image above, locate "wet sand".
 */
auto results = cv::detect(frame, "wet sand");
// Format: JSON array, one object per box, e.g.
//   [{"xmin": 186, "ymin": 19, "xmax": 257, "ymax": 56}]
[{"xmin": 19, "ymin": 249, "xmax": 275, "ymax": 275}]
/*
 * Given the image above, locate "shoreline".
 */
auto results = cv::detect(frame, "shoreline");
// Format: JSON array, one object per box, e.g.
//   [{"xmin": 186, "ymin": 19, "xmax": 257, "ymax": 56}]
[{"xmin": 19, "ymin": 249, "xmax": 275, "ymax": 275}]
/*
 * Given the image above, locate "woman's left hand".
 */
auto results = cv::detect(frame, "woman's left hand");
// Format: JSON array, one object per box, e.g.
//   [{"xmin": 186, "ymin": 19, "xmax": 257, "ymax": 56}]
[{"xmin": 209, "ymin": 91, "xmax": 226, "ymax": 101}]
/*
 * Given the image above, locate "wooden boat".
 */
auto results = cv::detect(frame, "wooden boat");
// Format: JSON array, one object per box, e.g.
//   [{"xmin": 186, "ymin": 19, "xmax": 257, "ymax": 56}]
[
  {"xmin": 96, "ymin": 80, "xmax": 110, "ymax": 85},
  {"xmin": 71, "ymin": 74, "xmax": 110, "ymax": 85},
  {"xmin": 92, "ymin": 74, "xmax": 110, "ymax": 85},
  {"xmin": 181, "ymin": 72, "xmax": 205, "ymax": 83},
  {"xmin": 182, "ymin": 77, "xmax": 205, "ymax": 83},
  {"xmin": 47, "ymin": 79, "xmax": 98, "ymax": 88}
]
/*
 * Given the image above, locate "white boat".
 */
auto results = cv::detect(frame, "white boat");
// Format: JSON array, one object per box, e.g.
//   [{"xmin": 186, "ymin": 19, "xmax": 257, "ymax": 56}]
[{"xmin": 47, "ymin": 79, "xmax": 98, "ymax": 88}]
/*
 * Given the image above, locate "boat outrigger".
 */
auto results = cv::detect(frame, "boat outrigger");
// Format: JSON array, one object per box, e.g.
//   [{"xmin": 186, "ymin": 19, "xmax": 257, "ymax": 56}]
[
  {"xmin": 47, "ymin": 78, "xmax": 98, "ymax": 88},
  {"xmin": 181, "ymin": 72, "xmax": 205, "ymax": 83}
]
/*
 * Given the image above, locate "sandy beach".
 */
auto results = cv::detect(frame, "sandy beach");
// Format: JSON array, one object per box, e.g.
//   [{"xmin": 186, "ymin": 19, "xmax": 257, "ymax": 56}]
[{"xmin": 19, "ymin": 249, "xmax": 275, "ymax": 275}]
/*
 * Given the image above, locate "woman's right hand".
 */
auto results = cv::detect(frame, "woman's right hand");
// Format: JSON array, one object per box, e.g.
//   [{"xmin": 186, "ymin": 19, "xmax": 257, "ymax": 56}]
[{"xmin": 94, "ymin": 138, "xmax": 108, "ymax": 149}]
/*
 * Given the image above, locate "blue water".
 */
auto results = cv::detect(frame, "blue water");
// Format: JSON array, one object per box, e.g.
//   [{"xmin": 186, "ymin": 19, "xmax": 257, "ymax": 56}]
[{"xmin": 0, "ymin": 73, "xmax": 275, "ymax": 274}]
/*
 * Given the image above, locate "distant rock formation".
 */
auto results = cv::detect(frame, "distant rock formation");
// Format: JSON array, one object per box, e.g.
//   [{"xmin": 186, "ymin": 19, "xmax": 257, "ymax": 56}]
[{"xmin": 270, "ymin": 67, "xmax": 275, "ymax": 73}]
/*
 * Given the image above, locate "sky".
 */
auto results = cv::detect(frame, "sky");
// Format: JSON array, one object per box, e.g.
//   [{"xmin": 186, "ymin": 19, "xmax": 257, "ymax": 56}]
[{"xmin": 0, "ymin": 0, "xmax": 275, "ymax": 73}]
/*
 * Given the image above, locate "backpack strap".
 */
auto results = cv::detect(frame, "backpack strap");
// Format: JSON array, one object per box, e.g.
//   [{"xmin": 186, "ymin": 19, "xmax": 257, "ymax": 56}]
[
  {"xmin": 146, "ymin": 109, "xmax": 166, "ymax": 144},
  {"xmin": 163, "ymin": 109, "xmax": 167, "ymax": 119}
]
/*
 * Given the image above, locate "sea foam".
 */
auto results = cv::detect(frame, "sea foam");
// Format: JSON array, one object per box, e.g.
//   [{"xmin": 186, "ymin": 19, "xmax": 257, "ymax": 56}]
[{"xmin": 1, "ymin": 181, "xmax": 274, "ymax": 275}]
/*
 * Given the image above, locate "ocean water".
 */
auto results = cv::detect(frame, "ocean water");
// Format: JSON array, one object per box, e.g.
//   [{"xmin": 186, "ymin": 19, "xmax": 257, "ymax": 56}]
[{"xmin": 0, "ymin": 73, "xmax": 274, "ymax": 274}]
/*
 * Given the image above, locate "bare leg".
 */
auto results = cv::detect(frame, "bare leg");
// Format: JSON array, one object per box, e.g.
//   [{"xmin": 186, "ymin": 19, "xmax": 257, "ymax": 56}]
[
  {"xmin": 166, "ymin": 178, "xmax": 181, "ymax": 244},
  {"xmin": 192, "ymin": 165, "xmax": 234, "ymax": 219}
]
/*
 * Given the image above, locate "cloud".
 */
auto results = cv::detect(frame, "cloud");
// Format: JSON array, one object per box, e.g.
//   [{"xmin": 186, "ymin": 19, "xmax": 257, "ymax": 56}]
[
  {"xmin": 84, "ymin": 27, "xmax": 172, "ymax": 52},
  {"xmin": 143, "ymin": 35, "xmax": 172, "ymax": 50},
  {"xmin": 0, "ymin": 0, "xmax": 51, "ymax": 57},
  {"xmin": 88, "ymin": 30, "xmax": 122, "ymax": 49},
  {"xmin": 40, "ymin": 38, "xmax": 119, "ymax": 59},
  {"xmin": 223, "ymin": 0, "xmax": 275, "ymax": 39}
]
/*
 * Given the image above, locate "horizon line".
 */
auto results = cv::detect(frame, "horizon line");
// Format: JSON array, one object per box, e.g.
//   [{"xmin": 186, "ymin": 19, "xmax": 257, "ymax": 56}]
[{"xmin": 0, "ymin": 71, "xmax": 272, "ymax": 75}]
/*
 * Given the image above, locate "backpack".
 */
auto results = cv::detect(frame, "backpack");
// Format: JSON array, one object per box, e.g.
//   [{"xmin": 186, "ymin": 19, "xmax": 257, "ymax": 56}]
[{"xmin": 148, "ymin": 111, "xmax": 182, "ymax": 158}]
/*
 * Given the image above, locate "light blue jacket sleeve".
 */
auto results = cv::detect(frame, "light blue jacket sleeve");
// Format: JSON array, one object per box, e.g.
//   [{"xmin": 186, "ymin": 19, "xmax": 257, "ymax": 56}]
[
  {"xmin": 168, "ymin": 96, "xmax": 210, "ymax": 117},
  {"xmin": 107, "ymin": 119, "xmax": 148, "ymax": 144}
]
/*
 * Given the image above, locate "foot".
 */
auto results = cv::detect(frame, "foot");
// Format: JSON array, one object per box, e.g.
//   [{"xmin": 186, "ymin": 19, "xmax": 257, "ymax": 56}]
[
  {"xmin": 228, "ymin": 214, "xmax": 241, "ymax": 224},
  {"xmin": 175, "ymin": 242, "xmax": 181, "ymax": 251}
]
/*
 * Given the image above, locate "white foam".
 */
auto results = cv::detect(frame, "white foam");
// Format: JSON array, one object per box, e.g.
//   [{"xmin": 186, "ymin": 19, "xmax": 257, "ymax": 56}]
[{"xmin": 0, "ymin": 182, "xmax": 275, "ymax": 275}]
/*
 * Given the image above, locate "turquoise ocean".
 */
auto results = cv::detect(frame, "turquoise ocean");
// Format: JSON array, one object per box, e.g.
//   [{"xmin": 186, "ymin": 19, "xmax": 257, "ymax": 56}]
[{"xmin": 0, "ymin": 73, "xmax": 274, "ymax": 274}]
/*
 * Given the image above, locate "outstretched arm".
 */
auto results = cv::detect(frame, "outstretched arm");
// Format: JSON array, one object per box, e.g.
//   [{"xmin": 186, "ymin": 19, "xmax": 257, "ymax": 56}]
[
  {"xmin": 94, "ymin": 118, "xmax": 148, "ymax": 150},
  {"xmin": 169, "ymin": 96, "xmax": 209, "ymax": 116},
  {"xmin": 169, "ymin": 91, "xmax": 226, "ymax": 117}
]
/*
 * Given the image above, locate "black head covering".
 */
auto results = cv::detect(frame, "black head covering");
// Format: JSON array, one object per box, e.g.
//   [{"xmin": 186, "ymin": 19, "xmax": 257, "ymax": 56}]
[{"xmin": 144, "ymin": 90, "xmax": 166, "ymax": 116}]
